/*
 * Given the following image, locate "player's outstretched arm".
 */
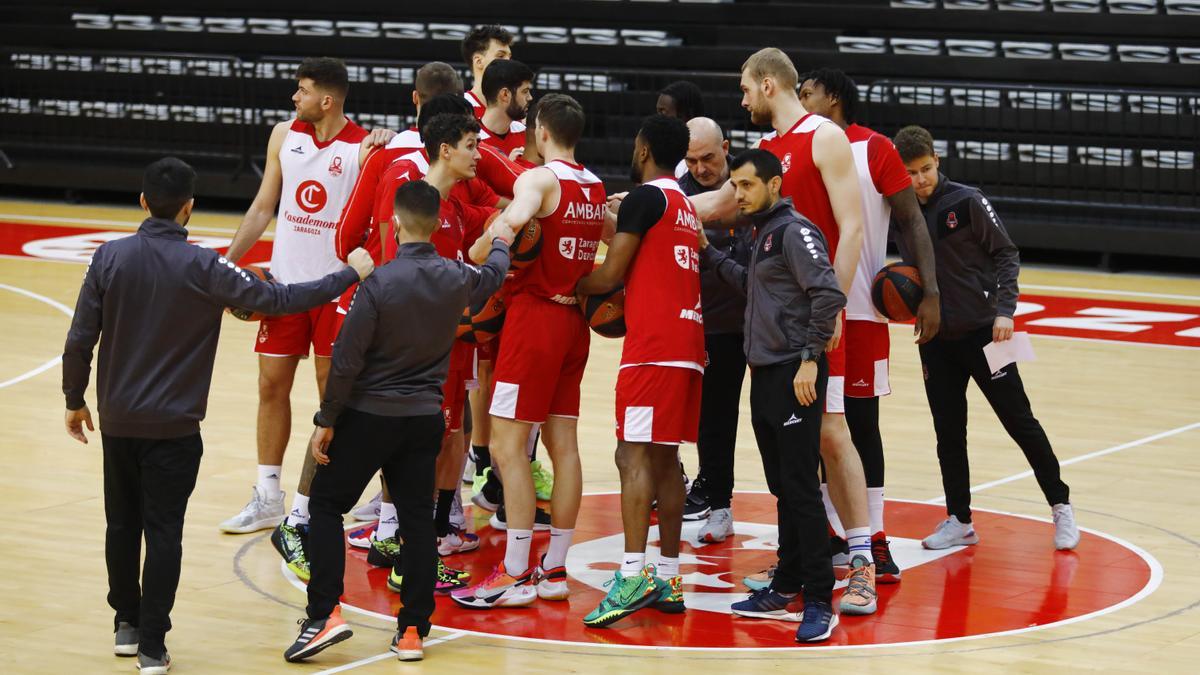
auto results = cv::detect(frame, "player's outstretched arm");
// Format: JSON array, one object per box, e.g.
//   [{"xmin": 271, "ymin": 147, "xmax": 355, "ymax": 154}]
[
  {"xmin": 226, "ymin": 121, "xmax": 289, "ymax": 263},
  {"xmin": 470, "ymin": 168, "xmax": 557, "ymax": 263},
  {"xmin": 689, "ymin": 180, "xmax": 738, "ymax": 224},
  {"xmin": 888, "ymin": 186, "xmax": 941, "ymax": 343},
  {"xmin": 813, "ymin": 123, "xmax": 865, "ymax": 295},
  {"xmin": 576, "ymin": 232, "xmax": 639, "ymax": 296}
]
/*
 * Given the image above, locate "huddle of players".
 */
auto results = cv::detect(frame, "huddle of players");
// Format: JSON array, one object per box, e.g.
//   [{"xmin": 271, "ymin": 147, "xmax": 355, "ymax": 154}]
[{"xmin": 215, "ymin": 25, "xmax": 1080, "ymax": 659}]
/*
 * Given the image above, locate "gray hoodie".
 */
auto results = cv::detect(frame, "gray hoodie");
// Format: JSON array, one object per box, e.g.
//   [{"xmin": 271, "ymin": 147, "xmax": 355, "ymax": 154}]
[{"xmin": 701, "ymin": 197, "xmax": 845, "ymax": 368}]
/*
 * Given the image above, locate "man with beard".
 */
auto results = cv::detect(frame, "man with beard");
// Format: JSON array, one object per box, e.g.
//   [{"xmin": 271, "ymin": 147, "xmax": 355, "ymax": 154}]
[{"xmin": 480, "ymin": 59, "xmax": 535, "ymax": 158}]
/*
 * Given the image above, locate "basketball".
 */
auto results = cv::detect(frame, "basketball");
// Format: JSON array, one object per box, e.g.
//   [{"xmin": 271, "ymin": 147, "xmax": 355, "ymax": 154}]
[
  {"xmin": 578, "ymin": 284, "xmax": 626, "ymax": 338},
  {"xmin": 510, "ymin": 218, "xmax": 542, "ymax": 269},
  {"xmin": 871, "ymin": 262, "xmax": 923, "ymax": 322},
  {"xmin": 456, "ymin": 291, "xmax": 506, "ymax": 343},
  {"xmin": 228, "ymin": 265, "xmax": 273, "ymax": 321}
]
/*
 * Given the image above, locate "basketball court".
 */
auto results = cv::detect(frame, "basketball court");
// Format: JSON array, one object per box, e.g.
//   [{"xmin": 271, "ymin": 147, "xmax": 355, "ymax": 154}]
[{"xmin": 1, "ymin": 197, "xmax": 1198, "ymax": 672}]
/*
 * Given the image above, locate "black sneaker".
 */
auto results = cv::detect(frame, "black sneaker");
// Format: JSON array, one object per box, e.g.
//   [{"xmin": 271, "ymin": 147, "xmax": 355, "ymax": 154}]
[
  {"xmin": 470, "ymin": 467, "xmax": 504, "ymax": 512},
  {"xmin": 682, "ymin": 476, "xmax": 710, "ymax": 522},
  {"xmin": 872, "ymin": 534, "xmax": 901, "ymax": 583},
  {"xmin": 366, "ymin": 535, "xmax": 403, "ymax": 568},
  {"xmin": 489, "ymin": 505, "xmax": 552, "ymax": 531},
  {"xmin": 283, "ymin": 607, "xmax": 353, "ymax": 662},
  {"xmin": 271, "ymin": 521, "xmax": 310, "ymax": 582}
]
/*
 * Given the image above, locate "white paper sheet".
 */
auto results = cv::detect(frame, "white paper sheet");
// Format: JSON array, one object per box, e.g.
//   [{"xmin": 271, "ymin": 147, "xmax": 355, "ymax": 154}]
[{"xmin": 983, "ymin": 331, "xmax": 1036, "ymax": 373}]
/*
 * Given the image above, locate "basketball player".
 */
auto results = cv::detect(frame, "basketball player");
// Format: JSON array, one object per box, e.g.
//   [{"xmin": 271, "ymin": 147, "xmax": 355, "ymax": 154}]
[
  {"xmin": 892, "ymin": 126, "xmax": 1079, "ymax": 551},
  {"xmin": 480, "ymin": 59, "xmax": 534, "ymax": 157},
  {"xmin": 574, "ymin": 115, "xmax": 701, "ymax": 628},
  {"xmin": 451, "ymin": 94, "xmax": 605, "ymax": 609},
  {"xmin": 701, "ymin": 150, "xmax": 846, "ymax": 642},
  {"xmin": 656, "ymin": 80, "xmax": 704, "ymax": 122},
  {"xmin": 462, "ymin": 25, "xmax": 515, "ymax": 119},
  {"xmin": 219, "ymin": 58, "xmax": 391, "ymax": 582},
  {"xmin": 797, "ymin": 68, "xmax": 941, "ymax": 583},
  {"xmin": 690, "ymin": 48, "xmax": 876, "ymax": 614}
]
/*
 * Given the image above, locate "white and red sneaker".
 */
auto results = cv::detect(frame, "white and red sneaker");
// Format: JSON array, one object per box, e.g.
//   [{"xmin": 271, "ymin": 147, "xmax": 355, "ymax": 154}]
[
  {"xmin": 438, "ymin": 525, "xmax": 480, "ymax": 556},
  {"xmin": 450, "ymin": 563, "xmax": 536, "ymax": 609}
]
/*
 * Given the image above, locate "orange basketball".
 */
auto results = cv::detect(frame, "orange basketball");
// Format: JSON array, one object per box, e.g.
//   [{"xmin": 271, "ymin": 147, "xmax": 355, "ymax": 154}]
[
  {"xmin": 871, "ymin": 263, "xmax": 924, "ymax": 321},
  {"xmin": 510, "ymin": 218, "xmax": 542, "ymax": 269},
  {"xmin": 577, "ymin": 284, "xmax": 626, "ymax": 338},
  {"xmin": 228, "ymin": 265, "xmax": 273, "ymax": 322},
  {"xmin": 456, "ymin": 291, "xmax": 506, "ymax": 343}
]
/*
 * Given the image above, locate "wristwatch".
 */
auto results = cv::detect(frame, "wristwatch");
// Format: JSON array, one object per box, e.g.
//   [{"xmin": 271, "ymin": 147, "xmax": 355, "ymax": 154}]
[{"xmin": 800, "ymin": 347, "xmax": 816, "ymax": 364}]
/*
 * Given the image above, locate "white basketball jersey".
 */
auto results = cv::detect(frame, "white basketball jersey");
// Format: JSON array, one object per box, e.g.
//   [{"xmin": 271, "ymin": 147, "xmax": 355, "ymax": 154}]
[{"xmin": 273, "ymin": 118, "xmax": 367, "ymax": 284}]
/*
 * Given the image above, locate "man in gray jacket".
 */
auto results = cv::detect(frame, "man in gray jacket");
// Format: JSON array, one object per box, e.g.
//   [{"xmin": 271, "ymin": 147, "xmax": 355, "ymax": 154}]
[
  {"xmin": 62, "ymin": 157, "xmax": 374, "ymax": 674},
  {"xmin": 700, "ymin": 149, "xmax": 846, "ymax": 643},
  {"xmin": 285, "ymin": 180, "xmax": 513, "ymax": 664}
]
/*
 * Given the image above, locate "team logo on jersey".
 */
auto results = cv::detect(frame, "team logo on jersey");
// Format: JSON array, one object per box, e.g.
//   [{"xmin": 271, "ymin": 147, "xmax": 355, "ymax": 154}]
[
  {"xmin": 781, "ymin": 152, "xmax": 792, "ymax": 174},
  {"xmin": 674, "ymin": 245, "xmax": 691, "ymax": 270},
  {"xmin": 581, "ymin": 186, "xmax": 592, "ymax": 200},
  {"xmin": 946, "ymin": 211, "xmax": 958, "ymax": 229},
  {"xmin": 290, "ymin": 145, "xmax": 305, "ymax": 154},
  {"xmin": 328, "ymin": 156, "xmax": 343, "ymax": 177},
  {"xmin": 763, "ymin": 233, "xmax": 774, "ymax": 251},
  {"xmin": 559, "ymin": 237, "xmax": 578, "ymax": 259},
  {"xmin": 296, "ymin": 180, "xmax": 328, "ymax": 214}
]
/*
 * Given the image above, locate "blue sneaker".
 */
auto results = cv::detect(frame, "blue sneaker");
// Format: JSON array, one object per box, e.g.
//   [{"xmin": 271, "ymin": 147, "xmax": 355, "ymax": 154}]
[
  {"xmin": 795, "ymin": 601, "xmax": 839, "ymax": 643},
  {"xmin": 730, "ymin": 587, "xmax": 801, "ymax": 620}
]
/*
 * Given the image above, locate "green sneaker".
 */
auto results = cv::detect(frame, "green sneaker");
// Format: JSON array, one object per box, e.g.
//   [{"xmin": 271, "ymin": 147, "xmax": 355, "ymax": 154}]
[
  {"xmin": 652, "ymin": 574, "xmax": 685, "ymax": 614},
  {"xmin": 531, "ymin": 460, "xmax": 554, "ymax": 501},
  {"xmin": 367, "ymin": 535, "xmax": 402, "ymax": 568},
  {"xmin": 271, "ymin": 521, "xmax": 310, "ymax": 582},
  {"xmin": 582, "ymin": 567, "xmax": 657, "ymax": 628}
]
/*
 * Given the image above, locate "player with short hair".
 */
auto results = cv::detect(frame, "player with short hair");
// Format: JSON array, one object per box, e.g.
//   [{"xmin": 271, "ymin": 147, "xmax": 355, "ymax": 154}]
[
  {"xmin": 480, "ymin": 59, "xmax": 534, "ymax": 157},
  {"xmin": 461, "ymin": 25, "xmax": 515, "ymax": 118},
  {"xmin": 657, "ymin": 80, "xmax": 704, "ymax": 122},
  {"xmin": 575, "ymin": 114, "xmax": 702, "ymax": 628}
]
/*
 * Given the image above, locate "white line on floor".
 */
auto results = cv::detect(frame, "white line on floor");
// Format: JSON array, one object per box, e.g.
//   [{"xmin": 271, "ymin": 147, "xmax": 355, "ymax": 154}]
[
  {"xmin": 312, "ymin": 632, "xmax": 466, "ymax": 674},
  {"xmin": 0, "ymin": 283, "xmax": 73, "ymax": 389}
]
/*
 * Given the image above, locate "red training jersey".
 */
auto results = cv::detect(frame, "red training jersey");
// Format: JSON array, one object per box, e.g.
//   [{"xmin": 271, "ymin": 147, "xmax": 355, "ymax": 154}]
[
  {"xmin": 480, "ymin": 119, "xmax": 527, "ymax": 158},
  {"xmin": 476, "ymin": 142, "xmax": 527, "ymax": 200},
  {"xmin": 759, "ymin": 113, "xmax": 841, "ymax": 259},
  {"xmin": 465, "ymin": 91, "xmax": 486, "ymax": 120}
]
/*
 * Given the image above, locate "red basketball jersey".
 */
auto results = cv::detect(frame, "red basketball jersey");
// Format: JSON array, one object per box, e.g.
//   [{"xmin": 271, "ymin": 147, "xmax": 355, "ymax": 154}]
[
  {"xmin": 476, "ymin": 142, "xmax": 527, "ymax": 200},
  {"xmin": 480, "ymin": 120, "xmax": 527, "ymax": 158},
  {"xmin": 507, "ymin": 160, "xmax": 605, "ymax": 303},
  {"xmin": 760, "ymin": 113, "xmax": 841, "ymax": 259},
  {"xmin": 620, "ymin": 178, "xmax": 705, "ymax": 370}
]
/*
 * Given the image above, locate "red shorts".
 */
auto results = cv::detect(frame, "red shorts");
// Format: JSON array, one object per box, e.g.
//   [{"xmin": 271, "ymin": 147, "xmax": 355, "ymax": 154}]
[
  {"xmin": 255, "ymin": 302, "xmax": 341, "ymax": 358},
  {"xmin": 825, "ymin": 322, "xmax": 846, "ymax": 415},
  {"xmin": 490, "ymin": 295, "xmax": 590, "ymax": 423},
  {"xmin": 477, "ymin": 335, "xmax": 500, "ymax": 362},
  {"xmin": 615, "ymin": 365, "xmax": 702, "ymax": 445},
  {"xmin": 442, "ymin": 341, "xmax": 474, "ymax": 433},
  {"xmin": 844, "ymin": 319, "xmax": 891, "ymax": 398}
]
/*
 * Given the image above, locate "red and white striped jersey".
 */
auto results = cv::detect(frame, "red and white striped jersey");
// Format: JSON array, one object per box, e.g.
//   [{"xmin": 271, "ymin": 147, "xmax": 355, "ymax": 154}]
[{"xmin": 464, "ymin": 91, "xmax": 486, "ymax": 120}]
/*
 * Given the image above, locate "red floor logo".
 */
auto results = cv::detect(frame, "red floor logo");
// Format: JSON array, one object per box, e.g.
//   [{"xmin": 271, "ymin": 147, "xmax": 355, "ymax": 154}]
[{"xmin": 323, "ymin": 493, "xmax": 1158, "ymax": 650}]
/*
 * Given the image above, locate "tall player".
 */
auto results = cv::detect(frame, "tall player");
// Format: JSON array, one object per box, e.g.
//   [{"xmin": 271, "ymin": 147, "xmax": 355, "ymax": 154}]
[
  {"xmin": 461, "ymin": 25, "xmax": 515, "ymax": 119},
  {"xmin": 452, "ymin": 94, "xmax": 605, "ymax": 609},
  {"xmin": 690, "ymin": 48, "xmax": 876, "ymax": 615},
  {"xmin": 479, "ymin": 59, "xmax": 534, "ymax": 157},
  {"xmin": 797, "ymin": 68, "xmax": 941, "ymax": 583},
  {"xmin": 575, "ymin": 115, "xmax": 701, "ymax": 628},
  {"xmin": 219, "ymin": 58, "xmax": 388, "ymax": 579}
]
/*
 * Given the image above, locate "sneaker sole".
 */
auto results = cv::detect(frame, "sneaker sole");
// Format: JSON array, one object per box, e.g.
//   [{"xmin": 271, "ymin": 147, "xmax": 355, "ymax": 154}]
[
  {"xmin": 219, "ymin": 515, "xmax": 283, "ymax": 534},
  {"xmin": 653, "ymin": 600, "xmax": 686, "ymax": 614},
  {"xmin": 922, "ymin": 534, "xmax": 980, "ymax": 550},
  {"xmin": 136, "ymin": 663, "xmax": 171, "ymax": 674},
  {"xmin": 682, "ymin": 509, "xmax": 711, "ymax": 522},
  {"xmin": 438, "ymin": 540, "xmax": 481, "ymax": 556},
  {"xmin": 284, "ymin": 624, "xmax": 353, "ymax": 662},
  {"xmin": 471, "ymin": 494, "xmax": 500, "ymax": 513},
  {"xmin": 286, "ymin": 562, "xmax": 311, "ymax": 582},
  {"xmin": 796, "ymin": 613, "xmax": 839, "ymax": 642},
  {"xmin": 582, "ymin": 592, "xmax": 658, "ymax": 628},
  {"xmin": 391, "ymin": 646, "xmax": 424, "ymax": 661},
  {"xmin": 114, "ymin": 645, "xmax": 139, "ymax": 657},
  {"xmin": 451, "ymin": 587, "xmax": 537, "ymax": 609},
  {"xmin": 347, "ymin": 538, "xmax": 372, "ymax": 550},
  {"xmin": 877, "ymin": 571, "xmax": 901, "ymax": 583},
  {"xmin": 700, "ymin": 528, "xmax": 732, "ymax": 544},
  {"xmin": 731, "ymin": 608, "xmax": 802, "ymax": 622},
  {"xmin": 839, "ymin": 598, "xmax": 878, "ymax": 615},
  {"xmin": 350, "ymin": 512, "xmax": 380, "ymax": 523},
  {"xmin": 537, "ymin": 581, "xmax": 570, "ymax": 601}
]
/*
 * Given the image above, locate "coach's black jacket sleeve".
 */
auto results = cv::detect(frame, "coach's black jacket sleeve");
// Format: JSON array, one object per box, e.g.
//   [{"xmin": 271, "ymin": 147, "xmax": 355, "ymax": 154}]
[
  {"xmin": 700, "ymin": 245, "xmax": 748, "ymax": 297},
  {"xmin": 781, "ymin": 225, "xmax": 843, "ymax": 355},
  {"xmin": 970, "ymin": 196, "xmax": 1020, "ymax": 319},
  {"xmin": 199, "ymin": 250, "xmax": 358, "ymax": 317},
  {"xmin": 464, "ymin": 240, "xmax": 512, "ymax": 307},
  {"xmin": 316, "ymin": 283, "xmax": 378, "ymax": 428},
  {"xmin": 62, "ymin": 243, "xmax": 108, "ymax": 410}
]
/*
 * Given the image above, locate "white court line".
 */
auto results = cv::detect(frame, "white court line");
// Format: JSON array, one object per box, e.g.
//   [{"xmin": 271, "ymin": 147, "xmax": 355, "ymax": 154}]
[
  {"xmin": 0, "ymin": 283, "xmax": 74, "ymax": 389},
  {"xmin": 1022, "ymin": 283, "xmax": 1200, "ymax": 303},
  {"xmin": 313, "ymin": 633, "xmax": 466, "ymax": 674},
  {"xmin": 924, "ymin": 421, "xmax": 1200, "ymax": 504},
  {"xmin": 0, "ymin": 212, "xmax": 252, "ymax": 236}
]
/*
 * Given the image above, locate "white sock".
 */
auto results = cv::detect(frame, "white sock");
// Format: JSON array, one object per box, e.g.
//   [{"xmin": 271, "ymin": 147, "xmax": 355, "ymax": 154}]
[
  {"xmin": 257, "ymin": 465, "xmax": 282, "ymax": 497},
  {"xmin": 620, "ymin": 552, "xmax": 645, "ymax": 576},
  {"xmin": 505, "ymin": 529, "xmax": 533, "ymax": 576},
  {"xmin": 846, "ymin": 527, "xmax": 873, "ymax": 564},
  {"xmin": 867, "ymin": 487, "xmax": 885, "ymax": 536},
  {"xmin": 821, "ymin": 483, "xmax": 845, "ymax": 538},
  {"xmin": 286, "ymin": 493, "xmax": 310, "ymax": 527},
  {"xmin": 656, "ymin": 556, "xmax": 679, "ymax": 578},
  {"xmin": 375, "ymin": 501, "xmax": 398, "ymax": 541},
  {"xmin": 544, "ymin": 527, "xmax": 574, "ymax": 570}
]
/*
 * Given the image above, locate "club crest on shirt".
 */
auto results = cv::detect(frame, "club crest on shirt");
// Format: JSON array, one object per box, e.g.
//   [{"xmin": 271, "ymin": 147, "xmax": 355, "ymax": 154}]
[
  {"xmin": 328, "ymin": 156, "xmax": 343, "ymax": 177},
  {"xmin": 763, "ymin": 233, "xmax": 774, "ymax": 252},
  {"xmin": 946, "ymin": 211, "xmax": 958, "ymax": 229},
  {"xmin": 559, "ymin": 237, "xmax": 578, "ymax": 259},
  {"xmin": 781, "ymin": 152, "xmax": 792, "ymax": 174}
]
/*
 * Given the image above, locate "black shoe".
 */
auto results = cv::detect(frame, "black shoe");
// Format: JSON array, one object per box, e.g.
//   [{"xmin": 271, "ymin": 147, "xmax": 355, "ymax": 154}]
[
  {"xmin": 489, "ymin": 505, "xmax": 552, "ymax": 531},
  {"xmin": 872, "ymin": 535, "xmax": 901, "ymax": 583},
  {"xmin": 366, "ymin": 535, "xmax": 403, "ymax": 568},
  {"xmin": 283, "ymin": 607, "xmax": 352, "ymax": 662},
  {"xmin": 682, "ymin": 476, "xmax": 711, "ymax": 522}
]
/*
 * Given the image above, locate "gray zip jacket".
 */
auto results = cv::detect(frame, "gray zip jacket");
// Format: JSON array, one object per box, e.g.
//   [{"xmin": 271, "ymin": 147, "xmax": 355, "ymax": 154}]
[
  {"xmin": 62, "ymin": 217, "xmax": 359, "ymax": 438},
  {"xmin": 315, "ymin": 239, "xmax": 510, "ymax": 427},
  {"xmin": 700, "ymin": 197, "xmax": 846, "ymax": 368}
]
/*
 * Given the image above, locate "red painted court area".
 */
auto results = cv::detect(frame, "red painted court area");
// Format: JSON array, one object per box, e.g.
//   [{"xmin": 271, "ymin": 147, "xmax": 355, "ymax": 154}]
[{"xmin": 332, "ymin": 494, "xmax": 1155, "ymax": 649}]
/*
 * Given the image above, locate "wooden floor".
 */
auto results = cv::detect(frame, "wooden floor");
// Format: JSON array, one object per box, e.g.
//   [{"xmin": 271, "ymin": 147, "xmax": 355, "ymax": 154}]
[{"xmin": 1, "ymin": 197, "xmax": 1198, "ymax": 673}]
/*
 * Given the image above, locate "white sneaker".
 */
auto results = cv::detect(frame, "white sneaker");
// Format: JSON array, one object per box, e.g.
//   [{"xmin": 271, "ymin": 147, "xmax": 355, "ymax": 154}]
[
  {"xmin": 437, "ymin": 525, "xmax": 480, "ymax": 556},
  {"xmin": 699, "ymin": 507, "xmax": 734, "ymax": 544},
  {"xmin": 219, "ymin": 486, "xmax": 284, "ymax": 533},
  {"xmin": 351, "ymin": 491, "xmax": 382, "ymax": 522},
  {"xmin": 1052, "ymin": 503, "xmax": 1080, "ymax": 550},
  {"xmin": 921, "ymin": 515, "xmax": 979, "ymax": 550}
]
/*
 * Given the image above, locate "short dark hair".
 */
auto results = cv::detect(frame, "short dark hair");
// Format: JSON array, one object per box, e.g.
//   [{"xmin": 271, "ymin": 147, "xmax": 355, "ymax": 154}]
[
  {"xmin": 894, "ymin": 125, "xmax": 936, "ymax": 163},
  {"xmin": 482, "ymin": 59, "xmax": 534, "ymax": 105},
  {"xmin": 461, "ymin": 25, "xmax": 514, "ymax": 64},
  {"xmin": 730, "ymin": 149, "xmax": 783, "ymax": 183},
  {"xmin": 393, "ymin": 180, "xmax": 442, "ymax": 236},
  {"xmin": 637, "ymin": 115, "xmax": 689, "ymax": 170},
  {"xmin": 142, "ymin": 157, "xmax": 195, "ymax": 219},
  {"xmin": 536, "ymin": 93, "xmax": 585, "ymax": 148},
  {"xmin": 417, "ymin": 93, "xmax": 474, "ymax": 136},
  {"xmin": 415, "ymin": 62, "xmax": 463, "ymax": 104},
  {"xmin": 659, "ymin": 80, "xmax": 704, "ymax": 120},
  {"xmin": 799, "ymin": 68, "xmax": 859, "ymax": 123},
  {"xmin": 296, "ymin": 57, "xmax": 349, "ymax": 98},
  {"xmin": 423, "ymin": 113, "xmax": 481, "ymax": 161}
]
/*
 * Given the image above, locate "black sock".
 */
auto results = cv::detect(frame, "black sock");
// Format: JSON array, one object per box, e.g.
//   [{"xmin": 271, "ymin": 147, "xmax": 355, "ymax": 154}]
[
  {"xmin": 529, "ymin": 431, "xmax": 540, "ymax": 462},
  {"xmin": 472, "ymin": 444, "xmax": 491, "ymax": 470},
  {"xmin": 435, "ymin": 489, "xmax": 455, "ymax": 537}
]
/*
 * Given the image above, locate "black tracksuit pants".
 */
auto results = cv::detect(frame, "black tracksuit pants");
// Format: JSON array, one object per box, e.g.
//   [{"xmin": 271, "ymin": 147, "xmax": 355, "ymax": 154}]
[
  {"xmin": 306, "ymin": 408, "xmax": 444, "ymax": 637},
  {"xmin": 919, "ymin": 326, "xmax": 1070, "ymax": 523},
  {"xmin": 749, "ymin": 358, "xmax": 834, "ymax": 604},
  {"xmin": 103, "ymin": 433, "xmax": 204, "ymax": 660},
  {"xmin": 696, "ymin": 332, "xmax": 747, "ymax": 509}
]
